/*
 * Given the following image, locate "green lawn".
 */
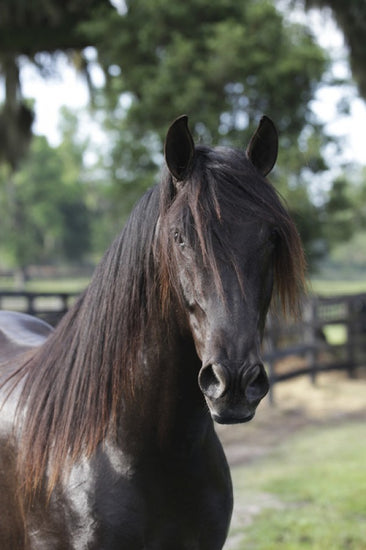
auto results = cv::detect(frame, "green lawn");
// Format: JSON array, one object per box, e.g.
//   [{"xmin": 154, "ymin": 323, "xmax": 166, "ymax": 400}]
[
  {"xmin": 310, "ymin": 279, "xmax": 366, "ymax": 296},
  {"xmin": 0, "ymin": 276, "xmax": 90, "ymax": 294},
  {"xmin": 25, "ymin": 277, "xmax": 90, "ymax": 293},
  {"xmin": 227, "ymin": 421, "xmax": 366, "ymax": 550},
  {"xmin": 322, "ymin": 323, "xmax": 347, "ymax": 346},
  {"xmin": 2, "ymin": 274, "xmax": 366, "ymax": 297}
]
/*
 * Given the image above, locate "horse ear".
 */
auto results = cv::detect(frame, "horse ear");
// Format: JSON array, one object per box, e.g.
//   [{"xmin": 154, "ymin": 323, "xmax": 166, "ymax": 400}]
[
  {"xmin": 246, "ymin": 116, "xmax": 278, "ymax": 177},
  {"xmin": 164, "ymin": 115, "xmax": 195, "ymax": 182}
]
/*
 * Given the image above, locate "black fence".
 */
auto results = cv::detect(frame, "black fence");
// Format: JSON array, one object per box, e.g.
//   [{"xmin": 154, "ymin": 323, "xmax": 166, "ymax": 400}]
[
  {"xmin": 1, "ymin": 290, "xmax": 365, "ymax": 399},
  {"xmin": 0, "ymin": 290, "xmax": 79, "ymax": 327},
  {"xmin": 263, "ymin": 293, "xmax": 366, "ymax": 401}
]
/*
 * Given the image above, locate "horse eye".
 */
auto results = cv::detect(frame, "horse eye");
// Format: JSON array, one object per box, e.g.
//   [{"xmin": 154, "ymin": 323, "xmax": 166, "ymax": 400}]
[
  {"xmin": 174, "ymin": 230, "xmax": 185, "ymax": 249},
  {"xmin": 269, "ymin": 228, "xmax": 280, "ymax": 246}
]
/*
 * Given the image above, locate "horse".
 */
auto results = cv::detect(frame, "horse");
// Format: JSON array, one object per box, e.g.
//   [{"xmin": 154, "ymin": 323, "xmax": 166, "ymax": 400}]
[{"xmin": 0, "ymin": 115, "xmax": 305, "ymax": 549}]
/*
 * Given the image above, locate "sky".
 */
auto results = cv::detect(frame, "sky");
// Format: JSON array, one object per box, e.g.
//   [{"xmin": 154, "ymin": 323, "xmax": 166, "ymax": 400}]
[
  {"xmin": 293, "ymin": 6, "xmax": 366, "ymax": 167},
  {"xmin": 10, "ymin": 7, "xmax": 366, "ymax": 167}
]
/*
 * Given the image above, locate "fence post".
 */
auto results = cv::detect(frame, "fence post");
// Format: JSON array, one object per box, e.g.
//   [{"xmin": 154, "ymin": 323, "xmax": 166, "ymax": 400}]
[
  {"xmin": 60, "ymin": 294, "xmax": 69, "ymax": 315},
  {"xmin": 346, "ymin": 298, "xmax": 357, "ymax": 378},
  {"xmin": 304, "ymin": 298, "xmax": 318, "ymax": 385},
  {"xmin": 26, "ymin": 293, "xmax": 36, "ymax": 316}
]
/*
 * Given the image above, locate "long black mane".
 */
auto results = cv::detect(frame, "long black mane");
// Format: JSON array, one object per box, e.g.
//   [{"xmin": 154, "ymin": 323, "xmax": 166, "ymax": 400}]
[{"xmin": 4, "ymin": 145, "xmax": 305, "ymax": 494}]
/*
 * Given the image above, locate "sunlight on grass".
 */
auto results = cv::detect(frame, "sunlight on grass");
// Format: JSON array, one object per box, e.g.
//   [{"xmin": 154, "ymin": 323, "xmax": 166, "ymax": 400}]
[
  {"xmin": 322, "ymin": 323, "xmax": 347, "ymax": 345},
  {"xmin": 310, "ymin": 279, "xmax": 366, "ymax": 296},
  {"xmin": 25, "ymin": 277, "xmax": 90, "ymax": 294},
  {"xmin": 0, "ymin": 277, "xmax": 90, "ymax": 294},
  {"xmin": 228, "ymin": 422, "xmax": 366, "ymax": 550}
]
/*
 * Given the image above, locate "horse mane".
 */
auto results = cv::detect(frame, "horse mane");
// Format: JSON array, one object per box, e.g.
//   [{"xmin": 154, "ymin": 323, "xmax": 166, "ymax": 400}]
[{"xmin": 4, "ymin": 145, "xmax": 305, "ymax": 496}]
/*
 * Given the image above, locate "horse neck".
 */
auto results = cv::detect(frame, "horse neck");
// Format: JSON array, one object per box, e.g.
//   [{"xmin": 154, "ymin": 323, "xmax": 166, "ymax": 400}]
[{"xmin": 120, "ymin": 310, "xmax": 211, "ymax": 457}]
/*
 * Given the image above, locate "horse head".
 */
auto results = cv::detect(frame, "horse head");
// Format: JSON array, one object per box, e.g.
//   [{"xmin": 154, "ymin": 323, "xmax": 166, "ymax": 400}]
[{"xmin": 162, "ymin": 115, "xmax": 285, "ymax": 424}]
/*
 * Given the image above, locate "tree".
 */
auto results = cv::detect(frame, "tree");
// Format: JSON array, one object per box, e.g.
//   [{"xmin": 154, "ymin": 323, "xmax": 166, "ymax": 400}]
[
  {"xmin": 0, "ymin": 0, "xmax": 355, "ymax": 270},
  {"xmin": 85, "ymin": 1, "xmax": 326, "ymax": 141},
  {"xmin": 0, "ymin": 115, "xmax": 91, "ymax": 276},
  {"xmin": 81, "ymin": 0, "xmax": 330, "ymax": 265},
  {"xmin": 317, "ymin": 166, "xmax": 366, "ymax": 277},
  {"xmin": 304, "ymin": 0, "xmax": 366, "ymax": 99},
  {"xmin": 0, "ymin": 0, "xmax": 115, "ymax": 169}
]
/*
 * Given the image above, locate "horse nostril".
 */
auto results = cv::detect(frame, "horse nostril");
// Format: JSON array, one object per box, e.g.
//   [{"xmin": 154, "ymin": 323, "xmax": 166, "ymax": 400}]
[
  {"xmin": 198, "ymin": 363, "xmax": 228, "ymax": 400},
  {"xmin": 242, "ymin": 363, "xmax": 269, "ymax": 404}
]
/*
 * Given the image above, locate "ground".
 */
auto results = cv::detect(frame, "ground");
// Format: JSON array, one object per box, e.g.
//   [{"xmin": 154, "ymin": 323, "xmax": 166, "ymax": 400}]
[{"xmin": 217, "ymin": 368, "xmax": 366, "ymax": 549}]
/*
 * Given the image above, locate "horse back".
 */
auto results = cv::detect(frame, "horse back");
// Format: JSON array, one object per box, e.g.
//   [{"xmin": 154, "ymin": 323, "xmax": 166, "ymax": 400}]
[{"xmin": 0, "ymin": 311, "xmax": 52, "ymax": 363}]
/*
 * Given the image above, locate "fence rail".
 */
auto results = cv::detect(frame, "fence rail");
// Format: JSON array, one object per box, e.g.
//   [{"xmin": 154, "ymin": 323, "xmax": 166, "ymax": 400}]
[
  {"xmin": 0, "ymin": 290, "xmax": 79, "ymax": 326},
  {"xmin": 263, "ymin": 293, "xmax": 366, "ymax": 401},
  {"xmin": 1, "ymin": 290, "xmax": 365, "ymax": 399}
]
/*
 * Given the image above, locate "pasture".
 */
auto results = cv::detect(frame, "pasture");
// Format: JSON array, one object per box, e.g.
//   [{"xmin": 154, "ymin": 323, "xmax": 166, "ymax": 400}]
[
  {"xmin": 0, "ymin": 267, "xmax": 365, "ymax": 548},
  {"xmin": 220, "ymin": 372, "xmax": 366, "ymax": 549},
  {"xmin": 310, "ymin": 279, "xmax": 366, "ymax": 296}
]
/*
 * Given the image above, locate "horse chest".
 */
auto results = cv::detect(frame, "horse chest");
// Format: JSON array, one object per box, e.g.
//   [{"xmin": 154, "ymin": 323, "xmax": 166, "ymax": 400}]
[
  {"xmin": 138, "ymin": 459, "xmax": 233, "ymax": 550},
  {"xmin": 52, "ymin": 439, "xmax": 233, "ymax": 550}
]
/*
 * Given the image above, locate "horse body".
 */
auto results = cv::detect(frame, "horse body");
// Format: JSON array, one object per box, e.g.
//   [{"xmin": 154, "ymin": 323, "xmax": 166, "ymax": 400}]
[
  {"xmin": 0, "ymin": 115, "xmax": 305, "ymax": 549},
  {"xmin": 0, "ymin": 314, "xmax": 231, "ymax": 549},
  {"xmin": 16, "ymin": 430, "xmax": 230, "ymax": 550}
]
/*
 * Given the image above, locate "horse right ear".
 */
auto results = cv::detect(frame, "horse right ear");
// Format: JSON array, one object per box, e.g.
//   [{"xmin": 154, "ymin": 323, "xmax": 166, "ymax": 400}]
[
  {"xmin": 246, "ymin": 116, "xmax": 278, "ymax": 177},
  {"xmin": 164, "ymin": 115, "xmax": 195, "ymax": 183}
]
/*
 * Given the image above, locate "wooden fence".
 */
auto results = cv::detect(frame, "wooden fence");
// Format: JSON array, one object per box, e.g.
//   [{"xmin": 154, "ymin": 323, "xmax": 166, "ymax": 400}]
[
  {"xmin": 263, "ymin": 293, "xmax": 366, "ymax": 401},
  {"xmin": 0, "ymin": 290, "xmax": 79, "ymax": 327},
  {"xmin": 1, "ymin": 290, "xmax": 365, "ymax": 399}
]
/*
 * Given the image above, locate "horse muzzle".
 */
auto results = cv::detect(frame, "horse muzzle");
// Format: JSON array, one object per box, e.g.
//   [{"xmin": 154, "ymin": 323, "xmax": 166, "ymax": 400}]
[{"xmin": 198, "ymin": 361, "xmax": 269, "ymax": 424}]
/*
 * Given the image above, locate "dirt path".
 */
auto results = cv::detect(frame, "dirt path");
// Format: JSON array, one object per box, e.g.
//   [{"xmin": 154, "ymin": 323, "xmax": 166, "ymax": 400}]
[{"xmin": 217, "ymin": 368, "xmax": 366, "ymax": 467}]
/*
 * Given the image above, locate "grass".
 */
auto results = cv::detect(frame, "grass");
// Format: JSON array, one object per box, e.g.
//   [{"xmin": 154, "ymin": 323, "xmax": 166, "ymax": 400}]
[
  {"xmin": 1, "ymin": 273, "xmax": 366, "ymax": 297},
  {"xmin": 25, "ymin": 277, "xmax": 90, "ymax": 293},
  {"xmin": 322, "ymin": 323, "xmax": 347, "ymax": 345},
  {"xmin": 0, "ymin": 276, "xmax": 90, "ymax": 294},
  {"xmin": 227, "ymin": 421, "xmax": 366, "ymax": 550},
  {"xmin": 310, "ymin": 279, "xmax": 366, "ymax": 296}
]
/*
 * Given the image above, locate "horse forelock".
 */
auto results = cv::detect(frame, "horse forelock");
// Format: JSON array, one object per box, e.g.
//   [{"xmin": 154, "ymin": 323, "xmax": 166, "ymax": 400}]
[{"xmin": 159, "ymin": 145, "xmax": 306, "ymax": 315}]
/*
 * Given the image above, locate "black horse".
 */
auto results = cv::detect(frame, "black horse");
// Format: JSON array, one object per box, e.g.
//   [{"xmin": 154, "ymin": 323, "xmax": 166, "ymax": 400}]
[{"xmin": 0, "ymin": 115, "xmax": 305, "ymax": 549}]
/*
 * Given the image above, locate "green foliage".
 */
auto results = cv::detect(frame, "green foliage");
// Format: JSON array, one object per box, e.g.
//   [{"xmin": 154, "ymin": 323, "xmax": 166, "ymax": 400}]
[
  {"xmin": 323, "ymin": 177, "xmax": 354, "ymax": 243},
  {"xmin": 86, "ymin": 0, "xmax": 327, "ymax": 142},
  {"xmin": 1, "ymin": 0, "xmax": 364, "ymax": 273},
  {"xmin": 0, "ymin": 0, "xmax": 111, "ymax": 56},
  {"xmin": 80, "ymin": 0, "xmax": 332, "ymax": 267},
  {"xmin": 0, "ymin": 128, "xmax": 91, "ymax": 269},
  {"xmin": 314, "ymin": 165, "xmax": 366, "ymax": 276}
]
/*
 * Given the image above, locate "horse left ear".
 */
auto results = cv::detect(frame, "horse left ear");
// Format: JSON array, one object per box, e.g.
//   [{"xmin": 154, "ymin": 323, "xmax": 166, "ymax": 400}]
[
  {"xmin": 246, "ymin": 116, "xmax": 278, "ymax": 177},
  {"xmin": 164, "ymin": 115, "xmax": 195, "ymax": 182}
]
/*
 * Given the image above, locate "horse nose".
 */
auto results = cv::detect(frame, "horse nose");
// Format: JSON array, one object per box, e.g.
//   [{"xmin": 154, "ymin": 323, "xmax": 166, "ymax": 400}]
[
  {"xmin": 198, "ymin": 363, "xmax": 229, "ymax": 400},
  {"xmin": 199, "ymin": 362, "xmax": 269, "ymax": 402},
  {"xmin": 199, "ymin": 361, "xmax": 269, "ymax": 424},
  {"xmin": 241, "ymin": 363, "xmax": 269, "ymax": 404}
]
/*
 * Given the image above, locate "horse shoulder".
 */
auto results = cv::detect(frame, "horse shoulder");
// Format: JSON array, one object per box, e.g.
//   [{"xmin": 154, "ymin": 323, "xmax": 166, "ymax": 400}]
[{"xmin": 45, "ymin": 432, "xmax": 232, "ymax": 550}]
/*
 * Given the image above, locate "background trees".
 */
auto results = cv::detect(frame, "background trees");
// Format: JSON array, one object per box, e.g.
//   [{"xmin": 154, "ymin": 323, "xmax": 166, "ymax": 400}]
[
  {"xmin": 83, "ymin": 0, "xmax": 330, "ymax": 265},
  {"xmin": 0, "ymin": 111, "xmax": 91, "ymax": 275},
  {"xmin": 305, "ymin": 0, "xmax": 366, "ymax": 99},
  {"xmin": 0, "ymin": 0, "xmax": 114, "ymax": 169},
  {"xmin": 0, "ymin": 0, "xmax": 365, "ymax": 276}
]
